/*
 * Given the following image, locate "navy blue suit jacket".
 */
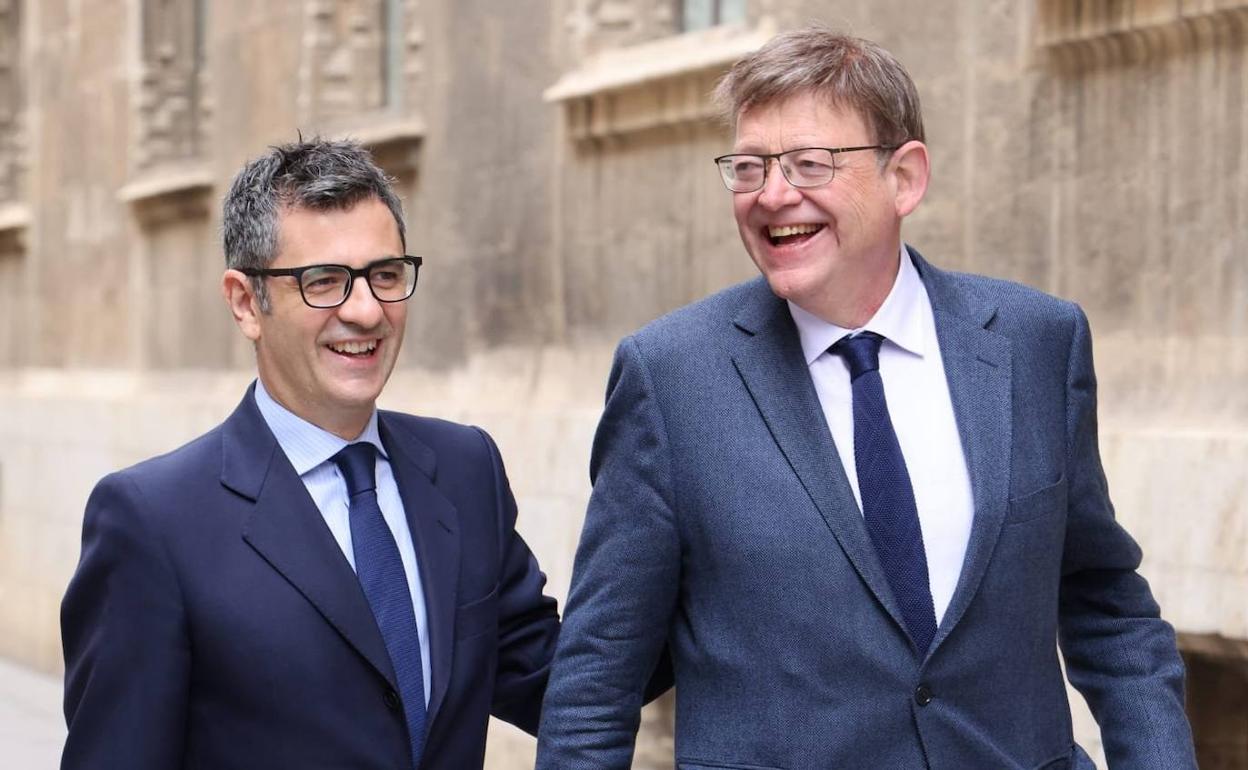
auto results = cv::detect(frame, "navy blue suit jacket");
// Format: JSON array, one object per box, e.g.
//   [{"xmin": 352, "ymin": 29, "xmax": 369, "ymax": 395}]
[
  {"xmin": 537, "ymin": 250, "xmax": 1195, "ymax": 769},
  {"xmin": 62, "ymin": 386, "xmax": 559, "ymax": 769}
]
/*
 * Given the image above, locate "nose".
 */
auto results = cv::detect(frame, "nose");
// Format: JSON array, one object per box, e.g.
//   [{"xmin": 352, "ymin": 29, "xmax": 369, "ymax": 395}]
[
  {"xmin": 335, "ymin": 275, "xmax": 385, "ymax": 329},
  {"xmin": 755, "ymin": 157, "xmax": 802, "ymax": 210}
]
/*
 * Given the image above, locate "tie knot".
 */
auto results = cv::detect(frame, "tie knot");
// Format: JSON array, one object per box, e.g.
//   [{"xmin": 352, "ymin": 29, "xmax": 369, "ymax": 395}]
[
  {"xmin": 331, "ymin": 442, "xmax": 378, "ymax": 496},
  {"xmin": 831, "ymin": 331, "xmax": 884, "ymax": 380}
]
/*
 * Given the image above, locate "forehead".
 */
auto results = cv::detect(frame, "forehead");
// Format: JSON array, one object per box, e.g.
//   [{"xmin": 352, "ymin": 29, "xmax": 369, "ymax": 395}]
[
  {"xmin": 733, "ymin": 91, "xmax": 870, "ymax": 152},
  {"xmin": 274, "ymin": 197, "xmax": 403, "ymax": 265}
]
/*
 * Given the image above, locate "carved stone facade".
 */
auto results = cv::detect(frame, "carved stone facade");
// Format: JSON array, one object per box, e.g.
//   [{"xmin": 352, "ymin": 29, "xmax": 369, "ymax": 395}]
[
  {"xmin": 135, "ymin": 0, "xmax": 209, "ymax": 171},
  {"xmin": 126, "ymin": 1, "xmax": 216, "ymax": 369},
  {"xmin": 560, "ymin": 0, "xmax": 773, "ymax": 59},
  {"xmin": 562, "ymin": 0, "xmax": 680, "ymax": 60},
  {"xmin": 0, "ymin": 0, "xmax": 24, "ymax": 368},
  {"xmin": 0, "ymin": 2, "xmax": 1245, "ymax": 768},
  {"xmin": 0, "ymin": 211, "xmax": 25, "ymax": 365},
  {"xmin": 680, "ymin": 0, "xmax": 747, "ymax": 31},
  {"xmin": 296, "ymin": 0, "xmax": 425, "ymax": 285},
  {"xmin": 545, "ymin": 20, "xmax": 775, "ymax": 141},
  {"xmin": 1038, "ymin": 0, "xmax": 1248, "ymax": 49},
  {"xmin": 0, "ymin": 0, "xmax": 22, "ymax": 202},
  {"xmin": 298, "ymin": 0, "xmax": 425, "ymax": 128}
]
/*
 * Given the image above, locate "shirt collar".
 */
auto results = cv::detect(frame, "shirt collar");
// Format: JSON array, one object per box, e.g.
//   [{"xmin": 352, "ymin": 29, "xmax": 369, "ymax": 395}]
[
  {"xmin": 788, "ymin": 245, "xmax": 928, "ymax": 366},
  {"xmin": 253, "ymin": 378, "xmax": 387, "ymax": 476}
]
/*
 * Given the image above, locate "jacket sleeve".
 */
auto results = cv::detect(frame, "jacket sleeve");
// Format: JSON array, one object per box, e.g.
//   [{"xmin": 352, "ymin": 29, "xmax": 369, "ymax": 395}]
[
  {"xmin": 1056, "ymin": 306, "xmax": 1197, "ymax": 768},
  {"xmin": 476, "ymin": 426, "xmax": 561, "ymax": 735},
  {"xmin": 536, "ymin": 336, "xmax": 680, "ymax": 769},
  {"xmin": 60, "ymin": 472, "xmax": 191, "ymax": 770}
]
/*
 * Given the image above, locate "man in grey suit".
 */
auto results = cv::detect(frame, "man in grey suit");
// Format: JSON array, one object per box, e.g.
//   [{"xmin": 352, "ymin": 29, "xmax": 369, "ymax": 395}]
[{"xmin": 536, "ymin": 26, "xmax": 1196, "ymax": 769}]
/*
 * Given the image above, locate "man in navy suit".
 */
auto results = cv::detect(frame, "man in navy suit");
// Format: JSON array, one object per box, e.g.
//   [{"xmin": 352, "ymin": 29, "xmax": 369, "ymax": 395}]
[
  {"xmin": 537, "ymin": 26, "xmax": 1196, "ymax": 769},
  {"xmin": 61, "ymin": 139, "xmax": 559, "ymax": 769}
]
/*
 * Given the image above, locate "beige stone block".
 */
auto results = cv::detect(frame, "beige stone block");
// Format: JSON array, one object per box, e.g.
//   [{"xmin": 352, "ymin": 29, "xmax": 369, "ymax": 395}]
[
  {"xmin": 0, "ymin": 580, "xmax": 40, "ymax": 671},
  {"xmin": 515, "ymin": 495, "xmax": 587, "ymax": 606},
  {"xmin": 1068, "ymin": 683, "xmax": 1107, "ymax": 768},
  {"xmin": 1101, "ymin": 428, "xmax": 1248, "ymax": 639},
  {"xmin": 0, "ymin": 656, "xmax": 65, "ymax": 767},
  {"xmin": 0, "ymin": 1, "xmax": 1244, "ymax": 757},
  {"xmin": 483, "ymin": 717, "xmax": 537, "ymax": 770}
]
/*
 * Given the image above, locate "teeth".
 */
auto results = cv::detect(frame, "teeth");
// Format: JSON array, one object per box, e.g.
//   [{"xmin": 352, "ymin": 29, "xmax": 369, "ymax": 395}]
[
  {"xmin": 768, "ymin": 224, "xmax": 822, "ymax": 238},
  {"xmin": 329, "ymin": 340, "xmax": 377, "ymax": 355}
]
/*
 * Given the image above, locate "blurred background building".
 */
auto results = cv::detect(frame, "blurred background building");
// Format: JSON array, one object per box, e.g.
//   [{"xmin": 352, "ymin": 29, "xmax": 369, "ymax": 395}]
[{"xmin": 0, "ymin": 0, "xmax": 1244, "ymax": 767}]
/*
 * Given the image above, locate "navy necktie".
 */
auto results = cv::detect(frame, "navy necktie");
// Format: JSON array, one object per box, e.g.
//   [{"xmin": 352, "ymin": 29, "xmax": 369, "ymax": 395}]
[
  {"xmin": 332, "ymin": 442, "xmax": 426, "ymax": 768},
  {"xmin": 831, "ymin": 332, "xmax": 938, "ymax": 654}
]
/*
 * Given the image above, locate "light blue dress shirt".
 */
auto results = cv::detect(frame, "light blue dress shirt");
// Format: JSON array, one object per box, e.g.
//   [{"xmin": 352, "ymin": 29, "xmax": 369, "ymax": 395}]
[{"xmin": 253, "ymin": 379, "xmax": 431, "ymax": 704}]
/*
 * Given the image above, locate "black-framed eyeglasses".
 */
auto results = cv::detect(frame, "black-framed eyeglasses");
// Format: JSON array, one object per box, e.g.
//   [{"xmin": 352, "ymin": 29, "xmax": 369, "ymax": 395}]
[
  {"xmin": 240, "ymin": 256, "xmax": 423, "ymax": 309},
  {"xmin": 713, "ymin": 145, "xmax": 897, "ymax": 193}
]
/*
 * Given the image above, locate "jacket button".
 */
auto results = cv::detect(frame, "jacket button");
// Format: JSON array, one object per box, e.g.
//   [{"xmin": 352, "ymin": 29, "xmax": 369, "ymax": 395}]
[
  {"xmin": 914, "ymin": 684, "xmax": 933, "ymax": 706},
  {"xmin": 384, "ymin": 689, "xmax": 401, "ymax": 711}
]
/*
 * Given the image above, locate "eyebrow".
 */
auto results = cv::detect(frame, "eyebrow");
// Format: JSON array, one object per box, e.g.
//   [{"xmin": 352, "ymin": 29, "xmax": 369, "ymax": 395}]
[
  {"xmin": 310, "ymin": 253, "xmax": 405, "ymax": 265},
  {"xmin": 730, "ymin": 139, "xmax": 826, "ymax": 153}
]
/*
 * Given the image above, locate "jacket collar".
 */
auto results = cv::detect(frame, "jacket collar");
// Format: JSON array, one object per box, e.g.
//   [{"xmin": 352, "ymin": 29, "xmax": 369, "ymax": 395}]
[
  {"xmin": 227, "ymin": 386, "xmax": 460, "ymax": 727},
  {"xmin": 730, "ymin": 247, "xmax": 1012, "ymax": 658}
]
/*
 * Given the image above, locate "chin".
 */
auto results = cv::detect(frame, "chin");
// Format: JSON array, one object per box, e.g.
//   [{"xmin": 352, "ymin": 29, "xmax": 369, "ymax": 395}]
[
  {"xmin": 760, "ymin": 265, "xmax": 816, "ymax": 303},
  {"xmin": 764, "ymin": 276, "xmax": 796, "ymax": 302},
  {"xmin": 327, "ymin": 381, "xmax": 386, "ymax": 410}
]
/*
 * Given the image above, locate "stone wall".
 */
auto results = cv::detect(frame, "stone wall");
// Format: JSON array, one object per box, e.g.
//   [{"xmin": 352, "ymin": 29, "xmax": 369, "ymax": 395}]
[{"xmin": 0, "ymin": 1, "xmax": 1244, "ymax": 768}]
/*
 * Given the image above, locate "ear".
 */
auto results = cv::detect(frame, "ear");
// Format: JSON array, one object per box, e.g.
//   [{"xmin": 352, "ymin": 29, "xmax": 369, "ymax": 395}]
[
  {"xmin": 222, "ymin": 269, "xmax": 263, "ymax": 341},
  {"xmin": 889, "ymin": 140, "xmax": 930, "ymax": 218}
]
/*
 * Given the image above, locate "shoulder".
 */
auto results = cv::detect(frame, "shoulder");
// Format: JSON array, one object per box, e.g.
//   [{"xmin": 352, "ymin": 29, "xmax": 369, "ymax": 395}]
[
  {"xmin": 378, "ymin": 412, "xmax": 515, "ymax": 524},
  {"xmin": 954, "ymin": 270, "xmax": 1078, "ymax": 317},
  {"xmin": 82, "ymin": 425, "xmax": 229, "ymax": 544},
  {"xmin": 99, "ymin": 426, "xmax": 225, "ymax": 498},
  {"xmin": 920, "ymin": 257, "xmax": 1086, "ymax": 341},
  {"xmin": 379, "ymin": 410, "xmax": 499, "ymax": 463}
]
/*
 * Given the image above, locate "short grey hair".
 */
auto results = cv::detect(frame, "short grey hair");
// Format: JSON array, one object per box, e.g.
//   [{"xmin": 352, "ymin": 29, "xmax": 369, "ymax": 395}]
[
  {"xmin": 222, "ymin": 138, "xmax": 406, "ymax": 310},
  {"xmin": 713, "ymin": 24, "xmax": 925, "ymax": 149}
]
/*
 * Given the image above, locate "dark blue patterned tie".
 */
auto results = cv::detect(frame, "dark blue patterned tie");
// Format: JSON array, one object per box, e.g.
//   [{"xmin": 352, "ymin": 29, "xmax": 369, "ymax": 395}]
[
  {"xmin": 332, "ymin": 442, "xmax": 426, "ymax": 768},
  {"xmin": 831, "ymin": 332, "xmax": 938, "ymax": 654}
]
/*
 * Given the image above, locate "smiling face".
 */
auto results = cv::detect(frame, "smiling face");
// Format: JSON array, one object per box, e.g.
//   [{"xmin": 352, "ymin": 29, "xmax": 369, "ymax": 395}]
[
  {"xmin": 224, "ymin": 196, "xmax": 408, "ymax": 439},
  {"xmin": 732, "ymin": 91, "xmax": 921, "ymax": 326}
]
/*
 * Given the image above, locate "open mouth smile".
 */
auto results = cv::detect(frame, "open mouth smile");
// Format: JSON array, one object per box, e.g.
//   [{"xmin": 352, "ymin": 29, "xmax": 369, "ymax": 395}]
[
  {"xmin": 766, "ymin": 223, "xmax": 825, "ymax": 247},
  {"xmin": 325, "ymin": 339, "xmax": 379, "ymax": 358}
]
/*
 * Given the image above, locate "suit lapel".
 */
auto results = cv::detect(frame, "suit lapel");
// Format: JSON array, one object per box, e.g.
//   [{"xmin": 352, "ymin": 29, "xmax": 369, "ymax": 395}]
[
  {"xmin": 910, "ymin": 250, "xmax": 1013, "ymax": 653},
  {"xmin": 379, "ymin": 414, "xmax": 461, "ymax": 729},
  {"xmin": 730, "ymin": 283, "xmax": 913, "ymax": 638},
  {"xmin": 225, "ymin": 387, "xmax": 398, "ymax": 689}
]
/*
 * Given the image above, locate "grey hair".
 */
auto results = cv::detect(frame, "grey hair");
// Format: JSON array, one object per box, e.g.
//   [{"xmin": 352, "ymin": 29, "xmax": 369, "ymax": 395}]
[
  {"xmin": 713, "ymin": 24, "xmax": 925, "ymax": 149},
  {"xmin": 222, "ymin": 138, "xmax": 406, "ymax": 310}
]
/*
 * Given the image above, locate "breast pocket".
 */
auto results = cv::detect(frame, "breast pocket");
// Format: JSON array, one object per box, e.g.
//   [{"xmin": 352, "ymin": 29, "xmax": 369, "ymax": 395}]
[
  {"xmin": 1030, "ymin": 743, "xmax": 1096, "ymax": 770},
  {"xmin": 1006, "ymin": 474, "xmax": 1066, "ymax": 526},
  {"xmin": 455, "ymin": 586, "xmax": 499, "ymax": 642}
]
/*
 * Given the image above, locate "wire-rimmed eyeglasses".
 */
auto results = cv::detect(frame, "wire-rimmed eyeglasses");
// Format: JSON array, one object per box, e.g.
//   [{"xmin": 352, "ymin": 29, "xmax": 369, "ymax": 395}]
[
  {"xmin": 713, "ymin": 145, "xmax": 897, "ymax": 193},
  {"xmin": 240, "ymin": 256, "xmax": 423, "ymax": 309}
]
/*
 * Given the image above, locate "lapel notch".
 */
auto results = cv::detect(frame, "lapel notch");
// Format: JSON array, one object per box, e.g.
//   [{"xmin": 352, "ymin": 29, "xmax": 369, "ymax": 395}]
[
  {"xmin": 225, "ymin": 387, "xmax": 400, "ymax": 689},
  {"xmin": 912, "ymin": 251, "xmax": 1014, "ymax": 652},
  {"xmin": 730, "ymin": 286, "xmax": 914, "ymax": 638}
]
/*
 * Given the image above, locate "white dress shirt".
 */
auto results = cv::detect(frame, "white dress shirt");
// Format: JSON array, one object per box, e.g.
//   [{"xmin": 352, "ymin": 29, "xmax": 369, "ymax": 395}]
[
  {"xmin": 254, "ymin": 379, "xmax": 431, "ymax": 703},
  {"xmin": 788, "ymin": 247, "xmax": 975, "ymax": 625}
]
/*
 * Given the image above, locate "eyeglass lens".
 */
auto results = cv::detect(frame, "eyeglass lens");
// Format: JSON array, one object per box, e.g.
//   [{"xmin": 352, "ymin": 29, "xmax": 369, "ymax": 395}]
[
  {"xmin": 299, "ymin": 259, "xmax": 416, "ymax": 308},
  {"xmin": 718, "ymin": 148, "xmax": 838, "ymax": 192}
]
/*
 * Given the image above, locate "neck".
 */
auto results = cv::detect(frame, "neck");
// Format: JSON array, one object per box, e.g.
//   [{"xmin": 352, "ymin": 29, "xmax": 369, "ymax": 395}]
[
  {"xmin": 802, "ymin": 243, "xmax": 902, "ymax": 329},
  {"xmin": 257, "ymin": 377, "xmax": 372, "ymax": 441},
  {"xmin": 320, "ymin": 413, "xmax": 371, "ymax": 442}
]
